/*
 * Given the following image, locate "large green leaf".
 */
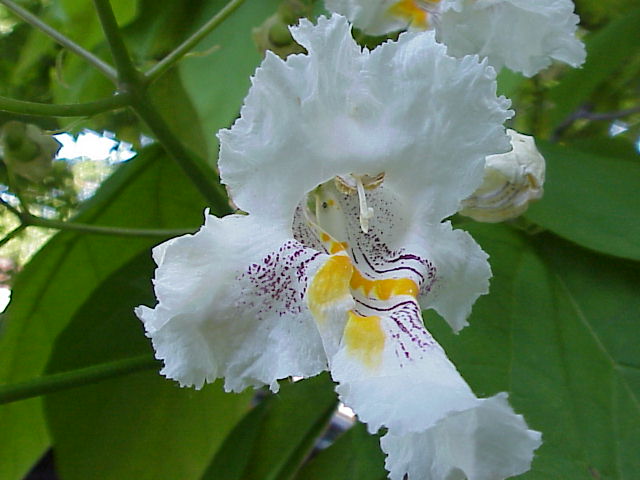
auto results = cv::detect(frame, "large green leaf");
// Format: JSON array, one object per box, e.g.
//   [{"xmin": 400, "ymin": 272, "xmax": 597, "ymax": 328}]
[
  {"xmin": 202, "ymin": 374, "xmax": 337, "ymax": 480},
  {"xmin": 179, "ymin": 0, "xmax": 281, "ymax": 157},
  {"xmin": 524, "ymin": 141, "xmax": 640, "ymax": 261},
  {"xmin": 43, "ymin": 251, "xmax": 251, "ymax": 480},
  {"xmin": 294, "ymin": 423, "xmax": 387, "ymax": 480},
  {"xmin": 0, "ymin": 145, "xmax": 205, "ymax": 480},
  {"xmin": 427, "ymin": 223, "xmax": 640, "ymax": 479}
]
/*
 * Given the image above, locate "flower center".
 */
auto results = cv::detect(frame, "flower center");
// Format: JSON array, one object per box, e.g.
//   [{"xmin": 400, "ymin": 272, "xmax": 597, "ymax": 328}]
[
  {"xmin": 334, "ymin": 173, "xmax": 384, "ymax": 234},
  {"xmin": 297, "ymin": 177, "xmax": 430, "ymax": 369}
]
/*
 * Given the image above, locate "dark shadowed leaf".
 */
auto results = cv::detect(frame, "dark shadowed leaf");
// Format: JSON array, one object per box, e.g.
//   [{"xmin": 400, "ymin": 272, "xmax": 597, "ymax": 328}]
[
  {"xmin": 294, "ymin": 422, "xmax": 387, "ymax": 480},
  {"xmin": 0, "ymin": 145, "xmax": 205, "ymax": 480},
  {"xmin": 43, "ymin": 251, "xmax": 251, "ymax": 480},
  {"xmin": 202, "ymin": 374, "xmax": 337, "ymax": 480}
]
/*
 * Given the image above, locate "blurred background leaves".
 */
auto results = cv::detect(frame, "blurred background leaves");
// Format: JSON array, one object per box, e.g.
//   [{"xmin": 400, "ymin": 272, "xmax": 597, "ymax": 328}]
[{"xmin": 0, "ymin": 0, "xmax": 638, "ymax": 479}]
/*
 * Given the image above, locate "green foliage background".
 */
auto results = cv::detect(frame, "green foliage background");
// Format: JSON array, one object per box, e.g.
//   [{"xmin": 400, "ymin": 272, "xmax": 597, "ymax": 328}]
[{"xmin": 0, "ymin": 0, "xmax": 638, "ymax": 479}]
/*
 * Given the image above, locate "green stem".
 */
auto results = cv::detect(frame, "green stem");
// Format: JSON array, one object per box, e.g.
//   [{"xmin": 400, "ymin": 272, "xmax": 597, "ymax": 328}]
[
  {"xmin": 130, "ymin": 93, "xmax": 231, "ymax": 214},
  {"xmin": 92, "ymin": 0, "xmax": 141, "ymax": 85},
  {"xmin": 0, "ymin": 93, "xmax": 130, "ymax": 117},
  {"xmin": 145, "ymin": 0, "xmax": 248, "ymax": 83},
  {"xmin": 6, "ymin": 170, "xmax": 31, "ymax": 216},
  {"xmin": 0, "ymin": 224, "xmax": 26, "ymax": 248},
  {"xmin": 92, "ymin": 0, "xmax": 230, "ymax": 211},
  {"xmin": 0, "ymin": 197, "xmax": 21, "ymax": 217},
  {"xmin": 0, "ymin": 355, "xmax": 160, "ymax": 405},
  {"xmin": 28, "ymin": 215, "xmax": 194, "ymax": 237},
  {"xmin": 0, "ymin": 197, "xmax": 193, "ymax": 237},
  {"xmin": 0, "ymin": 0, "xmax": 117, "ymax": 82}
]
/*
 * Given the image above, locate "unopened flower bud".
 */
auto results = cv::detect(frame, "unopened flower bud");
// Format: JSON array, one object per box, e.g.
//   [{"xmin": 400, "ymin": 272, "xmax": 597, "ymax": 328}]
[
  {"xmin": 460, "ymin": 130, "xmax": 545, "ymax": 223},
  {"xmin": 1, "ymin": 121, "xmax": 60, "ymax": 182},
  {"xmin": 253, "ymin": 0, "xmax": 312, "ymax": 59}
]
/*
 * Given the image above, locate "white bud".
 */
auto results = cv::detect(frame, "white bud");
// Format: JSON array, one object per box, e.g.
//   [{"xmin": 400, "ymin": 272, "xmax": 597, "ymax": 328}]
[{"xmin": 460, "ymin": 129, "xmax": 545, "ymax": 223}]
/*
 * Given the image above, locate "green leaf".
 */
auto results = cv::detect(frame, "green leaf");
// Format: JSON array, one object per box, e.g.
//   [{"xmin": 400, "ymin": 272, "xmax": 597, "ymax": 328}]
[
  {"xmin": 148, "ymin": 68, "xmax": 210, "ymax": 160},
  {"xmin": 202, "ymin": 374, "xmax": 338, "ymax": 480},
  {"xmin": 43, "ymin": 251, "xmax": 251, "ymax": 480},
  {"xmin": 524, "ymin": 141, "xmax": 640, "ymax": 261},
  {"xmin": 54, "ymin": 0, "xmax": 139, "ymax": 50},
  {"xmin": 179, "ymin": 0, "xmax": 281, "ymax": 157},
  {"xmin": 0, "ymin": 145, "xmax": 205, "ymax": 480},
  {"xmin": 547, "ymin": 7, "xmax": 640, "ymax": 129},
  {"xmin": 427, "ymin": 223, "xmax": 640, "ymax": 479},
  {"xmin": 566, "ymin": 136, "xmax": 640, "ymax": 163},
  {"xmin": 202, "ymin": 399, "xmax": 271, "ymax": 480},
  {"xmin": 496, "ymin": 68, "xmax": 526, "ymax": 98},
  {"xmin": 294, "ymin": 423, "xmax": 387, "ymax": 480}
]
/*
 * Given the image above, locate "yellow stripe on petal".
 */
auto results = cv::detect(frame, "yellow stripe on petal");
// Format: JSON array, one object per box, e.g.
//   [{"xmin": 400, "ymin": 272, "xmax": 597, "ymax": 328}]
[
  {"xmin": 329, "ymin": 241, "xmax": 349, "ymax": 254},
  {"xmin": 388, "ymin": 0, "xmax": 430, "ymax": 30},
  {"xmin": 344, "ymin": 311, "xmax": 385, "ymax": 369},
  {"xmin": 350, "ymin": 269, "xmax": 419, "ymax": 300},
  {"xmin": 308, "ymin": 254, "xmax": 353, "ymax": 324}
]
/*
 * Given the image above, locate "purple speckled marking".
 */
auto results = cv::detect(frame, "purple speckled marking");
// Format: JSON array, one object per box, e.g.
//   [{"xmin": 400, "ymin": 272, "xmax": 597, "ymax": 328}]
[
  {"xmin": 237, "ymin": 239, "xmax": 322, "ymax": 319},
  {"xmin": 292, "ymin": 204, "xmax": 328, "ymax": 254},
  {"xmin": 354, "ymin": 296, "xmax": 434, "ymax": 364}
]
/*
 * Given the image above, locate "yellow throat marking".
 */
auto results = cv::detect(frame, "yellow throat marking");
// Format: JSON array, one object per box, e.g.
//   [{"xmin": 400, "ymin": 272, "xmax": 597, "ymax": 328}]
[
  {"xmin": 388, "ymin": 0, "xmax": 432, "ymax": 30},
  {"xmin": 307, "ymin": 230, "xmax": 420, "ymax": 370},
  {"xmin": 344, "ymin": 311, "xmax": 385, "ymax": 369},
  {"xmin": 307, "ymin": 253, "xmax": 353, "ymax": 324}
]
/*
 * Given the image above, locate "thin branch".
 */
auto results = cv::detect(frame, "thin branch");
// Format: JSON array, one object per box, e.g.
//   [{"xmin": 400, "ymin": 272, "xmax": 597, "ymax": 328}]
[
  {"xmin": 575, "ymin": 105, "xmax": 640, "ymax": 122},
  {"xmin": 0, "ymin": 355, "xmax": 160, "ymax": 405},
  {"xmin": 92, "ymin": 0, "xmax": 140, "ymax": 84},
  {"xmin": 552, "ymin": 104, "xmax": 640, "ymax": 140},
  {"xmin": 0, "ymin": 224, "xmax": 26, "ymax": 249},
  {"xmin": 0, "ymin": 197, "xmax": 21, "ymax": 217},
  {"xmin": 93, "ymin": 0, "xmax": 230, "ymax": 210},
  {"xmin": 0, "ymin": 93, "xmax": 130, "ymax": 118},
  {"xmin": 6, "ymin": 171, "xmax": 32, "ymax": 216},
  {"xmin": 28, "ymin": 216, "xmax": 194, "ymax": 238},
  {"xmin": 0, "ymin": 197, "xmax": 194, "ymax": 238},
  {"xmin": 145, "ymin": 0, "xmax": 248, "ymax": 83},
  {"xmin": 0, "ymin": 0, "xmax": 117, "ymax": 82}
]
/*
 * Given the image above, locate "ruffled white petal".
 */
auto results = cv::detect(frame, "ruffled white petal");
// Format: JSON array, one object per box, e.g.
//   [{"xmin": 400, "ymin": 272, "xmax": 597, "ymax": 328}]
[
  {"xmin": 330, "ymin": 298, "xmax": 541, "ymax": 479},
  {"xmin": 329, "ymin": 286, "xmax": 540, "ymax": 479},
  {"xmin": 218, "ymin": 14, "xmax": 512, "ymax": 225},
  {"xmin": 331, "ymin": 313, "xmax": 478, "ymax": 433},
  {"xmin": 135, "ymin": 213, "xmax": 330, "ymax": 392},
  {"xmin": 438, "ymin": 0, "xmax": 586, "ymax": 76},
  {"xmin": 381, "ymin": 393, "xmax": 542, "ymax": 480},
  {"xmin": 412, "ymin": 221, "xmax": 491, "ymax": 332}
]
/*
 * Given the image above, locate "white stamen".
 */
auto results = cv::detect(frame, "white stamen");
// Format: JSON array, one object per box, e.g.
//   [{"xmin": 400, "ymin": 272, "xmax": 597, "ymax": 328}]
[{"xmin": 355, "ymin": 175, "xmax": 374, "ymax": 233}]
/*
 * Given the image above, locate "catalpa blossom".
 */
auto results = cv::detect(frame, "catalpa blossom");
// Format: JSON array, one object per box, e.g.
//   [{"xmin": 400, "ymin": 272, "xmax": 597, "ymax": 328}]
[
  {"xmin": 136, "ymin": 15, "xmax": 541, "ymax": 480},
  {"xmin": 325, "ymin": 0, "xmax": 586, "ymax": 76}
]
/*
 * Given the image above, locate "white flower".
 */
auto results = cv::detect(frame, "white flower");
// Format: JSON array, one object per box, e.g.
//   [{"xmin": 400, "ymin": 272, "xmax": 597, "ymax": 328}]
[
  {"xmin": 325, "ymin": 0, "xmax": 586, "ymax": 76},
  {"xmin": 460, "ymin": 129, "xmax": 546, "ymax": 222},
  {"xmin": 136, "ymin": 15, "xmax": 541, "ymax": 480}
]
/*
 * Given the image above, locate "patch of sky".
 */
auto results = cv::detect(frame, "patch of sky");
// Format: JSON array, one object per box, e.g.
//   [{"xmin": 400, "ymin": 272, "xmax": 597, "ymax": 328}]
[{"xmin": 0, "ymin": 130, "xmax": 139, "ymax": 312}]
